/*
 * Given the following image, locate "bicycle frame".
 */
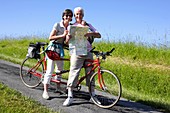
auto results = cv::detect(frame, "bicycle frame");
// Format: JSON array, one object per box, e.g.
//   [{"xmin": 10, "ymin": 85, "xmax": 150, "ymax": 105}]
[
  {"xmin": 27, "ymin": 58, "xmax": 45, "ymax": 78},
  {"xmin": 20, "ymin": 43, "xmax": 121, "ymax": 108},
  {"xmin": 76, "ymin": 57, "xmax": 104, "ymax": 90},
  {"xmin": 25, "ymin": 44, "xmax": 110, "ymax": 91}
]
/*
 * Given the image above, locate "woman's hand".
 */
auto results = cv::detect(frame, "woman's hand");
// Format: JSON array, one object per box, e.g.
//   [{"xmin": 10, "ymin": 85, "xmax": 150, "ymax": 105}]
[
  {"xmin": 63, "ymin": 30, "xmax": 69, "ymax": 38},
  {"xmin": 65, "ymin": 34, "xmax": 72, "ymax": 44}
]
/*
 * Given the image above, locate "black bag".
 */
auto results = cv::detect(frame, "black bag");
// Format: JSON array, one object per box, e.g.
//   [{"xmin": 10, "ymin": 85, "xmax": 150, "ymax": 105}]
[
  {"xmin": 26, "ymin": 43, "xmax": 40, "ymax": 59},
  {"xmin": 87, "ymin": 36, "xmax": 94, "ymax": 44},
  {"xmin": 86, "ymin": 23, "xmax": 94, "ymax": 44}
]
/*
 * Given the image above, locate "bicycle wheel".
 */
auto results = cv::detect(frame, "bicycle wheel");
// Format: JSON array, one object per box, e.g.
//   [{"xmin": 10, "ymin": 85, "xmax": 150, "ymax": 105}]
[
  {"xmin": 89, "ymin": 69, "xmax": 122, "ymax": 108},
  {"xmin": 20, "ymin": 57, "xmax": 44, "ymax": 88}
]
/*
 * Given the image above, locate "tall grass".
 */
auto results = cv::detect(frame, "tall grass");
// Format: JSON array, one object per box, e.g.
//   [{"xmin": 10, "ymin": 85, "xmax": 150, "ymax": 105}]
[
  {"xmin": 94, "ymin": 41, "xmax": 170, "ymax": 112},
  {"xmin": 0, "ymin": 37, "xmax": 169, "ymax": 112},
  {"xmin": 93, "ymin": 41, "xmax": 170, "ymax": 65}
]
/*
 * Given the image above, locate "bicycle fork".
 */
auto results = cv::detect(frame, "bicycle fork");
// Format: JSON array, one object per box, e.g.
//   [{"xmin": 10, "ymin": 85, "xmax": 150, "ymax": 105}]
[{"xmin": 97, "ymin": 66, "xmax": 108, "ymax": 91}]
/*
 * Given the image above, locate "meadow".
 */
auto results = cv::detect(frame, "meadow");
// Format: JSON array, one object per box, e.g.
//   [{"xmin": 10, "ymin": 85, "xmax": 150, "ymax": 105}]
[
  {"xmin": 0, "ymin": 37, "xmax": 169, "ymax": 112},
  {"xmin": 0, "ymin": 83, "xmax": 57, "ymax": 113}
]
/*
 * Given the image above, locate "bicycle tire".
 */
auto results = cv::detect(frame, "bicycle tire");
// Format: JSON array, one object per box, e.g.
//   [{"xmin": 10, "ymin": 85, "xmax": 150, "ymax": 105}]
[
  {"xmin": 89, "ymin": 69, "xmax": 122, "ymax": 108},
  {"xmin": 20, "ymin": 57, "xmax": 44, "ymax": 88}
]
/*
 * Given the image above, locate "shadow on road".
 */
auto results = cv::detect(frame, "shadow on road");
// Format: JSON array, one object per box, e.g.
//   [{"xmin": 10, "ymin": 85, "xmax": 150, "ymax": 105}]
[{"xmin": 34, "ymin": 84, "xmax": 161, "ymax": 113}]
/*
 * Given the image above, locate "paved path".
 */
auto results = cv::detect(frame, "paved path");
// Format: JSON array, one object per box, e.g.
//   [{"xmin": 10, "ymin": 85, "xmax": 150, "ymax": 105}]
[{"xmin": 0, "ymin": 59, "xmax": 163, "ymax": 113}]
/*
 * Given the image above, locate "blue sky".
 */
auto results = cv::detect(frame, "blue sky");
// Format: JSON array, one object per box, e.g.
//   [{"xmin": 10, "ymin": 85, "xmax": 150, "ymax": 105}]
[{"xmin": 0, "ymin": 0, "xmax": 170, "ymax": 46}]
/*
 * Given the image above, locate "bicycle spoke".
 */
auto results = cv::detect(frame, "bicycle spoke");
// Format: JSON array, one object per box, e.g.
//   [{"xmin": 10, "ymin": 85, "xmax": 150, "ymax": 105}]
[
  {"xmin": 89, "ymin": 69, "xmax": 121, "ymax": 108},
  {"xmin": 20, "ymin": 58, "xmax": 44, "ymax": 88}
]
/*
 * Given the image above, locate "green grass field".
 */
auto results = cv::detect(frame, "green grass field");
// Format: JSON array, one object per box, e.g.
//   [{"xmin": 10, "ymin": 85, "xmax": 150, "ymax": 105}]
[
  {"xmin": 0, "ymin": 83, "xmax": 58, "ymax": 113},
  {"xmin": 0, "ymin": 37, "xmax": 169, "ymax": 112}
]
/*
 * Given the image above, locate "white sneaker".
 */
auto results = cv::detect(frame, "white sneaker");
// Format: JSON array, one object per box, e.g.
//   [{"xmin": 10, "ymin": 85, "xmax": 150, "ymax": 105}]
[
  {"xmin": 63, "ymin": 97, "xmax": 73, "ymax": 106},
  {"xmin": 42, "ymin": 91, "xmax": 49, "ymax": 100},
  {"xmin": 90, "ymin": 95, "xmax": 101, "ymax": 105}
]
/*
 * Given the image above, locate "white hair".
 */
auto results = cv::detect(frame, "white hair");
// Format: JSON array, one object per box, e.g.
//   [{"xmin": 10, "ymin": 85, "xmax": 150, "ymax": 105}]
[{"xmin": 74, "ymin": 7, "xmax": 84, "ymax": 16}]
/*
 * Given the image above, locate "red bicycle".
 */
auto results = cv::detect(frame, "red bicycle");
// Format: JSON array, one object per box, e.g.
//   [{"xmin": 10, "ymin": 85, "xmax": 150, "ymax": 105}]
[{"xmin": 20, "ymin": 42, "xmax": 122, "ymax": 108}]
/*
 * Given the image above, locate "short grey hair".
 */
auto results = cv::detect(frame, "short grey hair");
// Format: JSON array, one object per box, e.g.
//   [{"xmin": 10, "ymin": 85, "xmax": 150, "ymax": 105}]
[{"xmin": 74, "ymin": 7, "xmax": 84, "ymax": 17}]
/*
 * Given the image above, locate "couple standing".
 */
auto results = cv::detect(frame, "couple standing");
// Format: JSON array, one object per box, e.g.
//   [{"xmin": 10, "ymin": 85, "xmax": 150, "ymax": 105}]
[{"xmin": 42, "ymin": 7, "xmax": 101, "ymax": 107}]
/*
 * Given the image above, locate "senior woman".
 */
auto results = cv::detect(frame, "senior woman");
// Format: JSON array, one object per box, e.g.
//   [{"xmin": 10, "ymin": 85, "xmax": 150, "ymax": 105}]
[{"xmin": 63, "ymin": 7, "xmax": 101, "ymax": 106}]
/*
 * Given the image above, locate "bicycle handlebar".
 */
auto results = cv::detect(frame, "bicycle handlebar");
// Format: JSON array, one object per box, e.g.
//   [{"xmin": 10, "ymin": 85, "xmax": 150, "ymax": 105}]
[
  {"xmin": 106, "ymin": 48, "xmax": 115, "ymax": 55},
  {"xmin": 90, "ymin": 47, "xmax": 115, "ymax": 59}
]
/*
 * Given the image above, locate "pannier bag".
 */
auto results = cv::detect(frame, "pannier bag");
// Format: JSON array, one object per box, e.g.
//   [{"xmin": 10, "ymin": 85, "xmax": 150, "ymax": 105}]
[{"xmin": 26, "ymin": 43, "xmax": 40, "ymax": 59}]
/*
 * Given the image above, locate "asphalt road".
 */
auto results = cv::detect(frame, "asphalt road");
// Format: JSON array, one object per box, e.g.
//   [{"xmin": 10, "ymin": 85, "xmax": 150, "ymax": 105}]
[{"xmin": 0, "ymin": 59, "xmax": 163, "ymax": 113}]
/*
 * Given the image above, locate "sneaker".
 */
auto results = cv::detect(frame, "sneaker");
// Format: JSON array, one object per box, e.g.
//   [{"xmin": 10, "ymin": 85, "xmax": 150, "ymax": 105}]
[
  {"xmin": 63, "ymin": 97, "xmax": 73, "ymax": 106},
  {"xmin": 42, "ymin": 91, "xmax": 49, "ymax": 100},
  {"xmin": 90, "ymin": 95, "xmax": 101, "ymax": 105}
]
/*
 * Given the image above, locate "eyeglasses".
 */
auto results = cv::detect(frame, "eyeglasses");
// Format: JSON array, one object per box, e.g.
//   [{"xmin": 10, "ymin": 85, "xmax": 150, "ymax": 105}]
[
  {"xmin": 65, "ymin": 14, "xmax": 72, "ymax": 17},
  {"xmin": 75, "ymin": 13, "xmax": 83, "ymax": 16}
]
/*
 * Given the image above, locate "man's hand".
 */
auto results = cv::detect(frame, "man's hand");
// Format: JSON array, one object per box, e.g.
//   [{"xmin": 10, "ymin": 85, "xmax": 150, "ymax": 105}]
[{"xmin": 84, "ymin": 32, "xmax": 92, "ymax": 37}]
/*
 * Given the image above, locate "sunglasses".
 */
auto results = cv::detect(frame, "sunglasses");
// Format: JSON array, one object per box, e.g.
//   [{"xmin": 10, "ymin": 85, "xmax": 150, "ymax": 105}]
[{"xmin": 65, "ymin": 14, "xmax": 72, "ymax": 17}]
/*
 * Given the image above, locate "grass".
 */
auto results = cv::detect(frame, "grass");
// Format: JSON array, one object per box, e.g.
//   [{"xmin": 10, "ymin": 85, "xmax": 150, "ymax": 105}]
[
  {"xmin": 0, "ymin": 37, "xmax": 169, "ymax": 112},
  {"xmin": 0, "ymin": 82, "xmax": 57, "ymax": 113},
  {"xmin": 94, "ymin": 42, "xmax": 170, "ymax": 112}
]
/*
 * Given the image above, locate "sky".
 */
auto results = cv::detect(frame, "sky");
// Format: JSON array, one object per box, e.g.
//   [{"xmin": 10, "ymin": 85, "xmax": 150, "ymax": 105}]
[{"xmin": 0, "ymin": 0, "xmax": 170, "ymax": 47}]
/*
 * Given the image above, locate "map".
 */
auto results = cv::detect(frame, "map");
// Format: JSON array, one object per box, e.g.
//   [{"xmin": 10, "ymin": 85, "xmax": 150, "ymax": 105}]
[{"xmin": 69, "ymin": 25, "xmax": 89, "ymax": 55}]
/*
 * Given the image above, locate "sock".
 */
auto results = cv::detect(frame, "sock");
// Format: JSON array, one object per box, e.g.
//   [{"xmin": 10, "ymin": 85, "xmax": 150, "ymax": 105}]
[{"xmin": 68, "ymin": 87, "xmax": 73, "ymax": 97}]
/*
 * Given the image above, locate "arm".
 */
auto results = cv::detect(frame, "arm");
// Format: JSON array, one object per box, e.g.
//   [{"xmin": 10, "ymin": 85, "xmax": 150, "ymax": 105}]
[
  {"xmin": 85, "ymin": 32, "xmax": 101, "ymax": 38},
  {"xmin": 49, "ymin": 29, "xmax": 68, "ymax": 41},
  {"xmin": 84, "ymin": 23, "xmax": 101, "ymax": 38}
]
